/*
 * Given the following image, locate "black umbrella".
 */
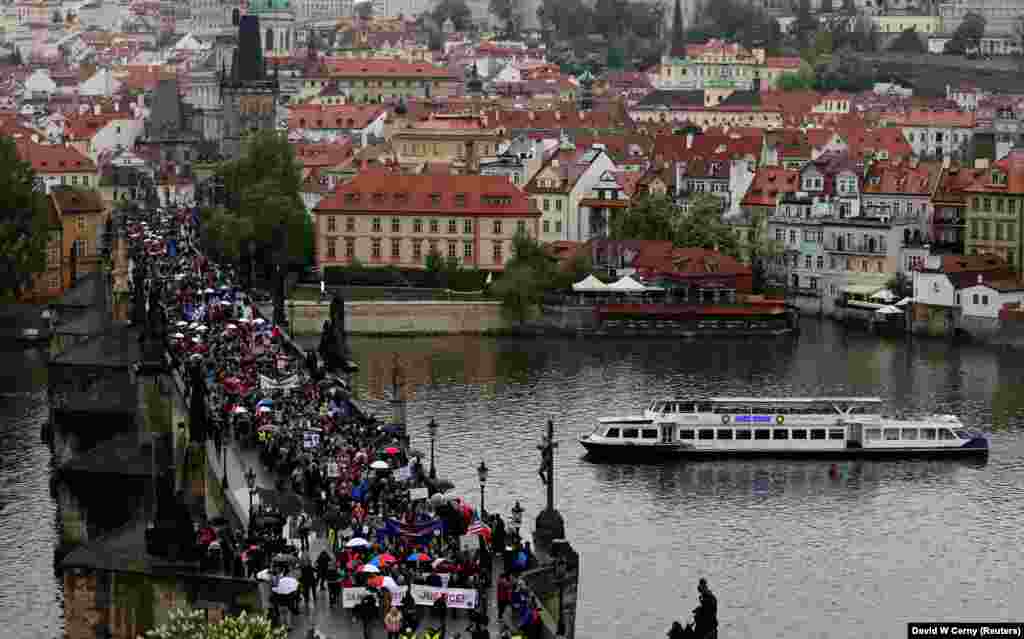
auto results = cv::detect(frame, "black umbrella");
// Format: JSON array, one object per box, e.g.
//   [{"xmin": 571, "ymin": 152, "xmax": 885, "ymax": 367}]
[{"xmin": 256, "ymin": 488, "xmax": 307, "ymax": 517}]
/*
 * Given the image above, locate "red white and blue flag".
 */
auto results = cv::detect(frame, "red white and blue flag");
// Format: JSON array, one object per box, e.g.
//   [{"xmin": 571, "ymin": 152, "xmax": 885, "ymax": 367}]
[{"xmin": 467, "ymin": 518, "xmax": 491, "ymax": 539}]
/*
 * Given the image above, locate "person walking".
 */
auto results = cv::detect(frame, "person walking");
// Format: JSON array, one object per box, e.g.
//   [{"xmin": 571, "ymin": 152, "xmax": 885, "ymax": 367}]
[
  {"xmin": 297, "ymin": 512, "xmax": 311, "ymax": 553},
  {"xmin": 300, "ymin": 558, "xmax": 317, "ymax": 607},
  {"xmin": 385, "ymin": 605, "xmax": 403, "ymax": 639},
  {"xmin": 496, "ymin": 574, "xmax": 512, "ymax": 621},
  {"xmin": 316, "ymin": 549, "xmax": 331, "ymax": 591}
]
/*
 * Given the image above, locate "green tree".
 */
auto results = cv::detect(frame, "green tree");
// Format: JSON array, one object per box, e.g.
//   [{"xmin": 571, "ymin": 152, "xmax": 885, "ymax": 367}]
[
  {"xmin": 146, "ymin": 608, "xmax": 286, "ymax": 639},
  {"xmin": 606, "ymin": 46, "xmax": 625, "ymax": 70},
  {"xmin": 740, "ymin": 210, "xmax": 782, "ymax": 294},
  {"xmin": 0, "ymin": 135, "xmax": 49, "ymax": 300},
  {"xmin": 777, "ymin": 61, "xmax": 816, "ymax": 90},
  {"xmin": 432, "ymin": 0, "xmax": 472, "ymax": 31},
  {"xmin": 945, "ymin": 11, "xmax": 986, "ymax": 54},
  {"xmin": 208, "ymin": 130, "xmax": 312, "ymax": 276},
  {"xmin": 888, "ymin": 27, "xmax": 925, "ymax": 53},
  {"xmin": 609, "ymin": 194, "xmax": 678, "ymax": 241},
  {"xmin": 675, "ymin": 194, "xmax": 740, "ymax": 256},
  {"xmin": 491, "ymin": 230, "xmax": 561, "ymax": 322}
]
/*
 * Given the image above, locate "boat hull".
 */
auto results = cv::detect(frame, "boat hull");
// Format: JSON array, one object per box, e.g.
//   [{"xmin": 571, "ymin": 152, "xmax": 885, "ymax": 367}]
[{"xmin": 578, "ymin": 439, "xmax": 990, "ymax": 461}]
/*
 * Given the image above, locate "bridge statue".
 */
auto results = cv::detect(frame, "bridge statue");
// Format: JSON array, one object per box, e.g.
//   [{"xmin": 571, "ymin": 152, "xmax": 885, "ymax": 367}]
[{"xmin": 318, "ymin": 292, "xmax": 357, "ymax": 374}]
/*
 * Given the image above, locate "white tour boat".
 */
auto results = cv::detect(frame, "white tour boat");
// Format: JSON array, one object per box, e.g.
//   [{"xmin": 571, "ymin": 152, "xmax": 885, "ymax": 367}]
[{"xmin": 578, "ymin": 397, "xmax": 989, "ymax": 459}]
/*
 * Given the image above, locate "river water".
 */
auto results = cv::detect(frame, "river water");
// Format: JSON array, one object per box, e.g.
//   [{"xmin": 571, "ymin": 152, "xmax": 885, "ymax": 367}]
[{"xmin": 3, "ymin": 320, "xmax": 1024, "ymax": 638}]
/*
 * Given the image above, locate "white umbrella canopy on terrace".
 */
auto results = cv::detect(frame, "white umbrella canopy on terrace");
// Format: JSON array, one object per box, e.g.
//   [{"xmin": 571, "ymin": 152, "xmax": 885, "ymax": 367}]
[
  {"xmin": 876, "ymin": 305, "xmax": 904, "ymax": 315},
  {"xmin": 870, "ymin": 288, "xmax": 897, "ymax": 302},
  {"xmin": 895, "ymin": 297, "xmax": 913, "ymax": 306},
  {"xmin": 571, "ymin": 274, "xmax": 608, "ymax": 292},
  {"xmin": 607, "ymin": 275, "xmax": 662, "ymax": 292}
]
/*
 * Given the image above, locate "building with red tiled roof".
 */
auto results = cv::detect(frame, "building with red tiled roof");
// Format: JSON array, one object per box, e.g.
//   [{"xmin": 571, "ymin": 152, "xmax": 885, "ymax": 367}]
[
  {"xmin": 321, "ymin": 58, "xmax": 458, "ymax": 102},
  {"xmin": 15, "ymin": 141, "xmax": 98, "ymax": 193},
  {"xmin": 880, "ymin": 109, "xmax": 976, "ymax": 159},
  {"xmin": 525, "ymin": 139, "xmax": 616, "ymax": 243},
  {"xmin": 960, "ymin": 150, "xmax": 1024, "ymax": 267},
  {"xmin": 313, "ymin": 172, "xmax": 539, "ymax": 272},
  {"xmin": 392, "ymin": 113, "xmax": 504, "ymax": 172},
  {"xmin": 288, "ymin": 104, "xmax": 387, "ymax": 145}
]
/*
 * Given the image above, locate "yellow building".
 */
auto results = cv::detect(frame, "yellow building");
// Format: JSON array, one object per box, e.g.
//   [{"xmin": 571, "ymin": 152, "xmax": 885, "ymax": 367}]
[
  {"xmin": 321, "ymin": 58, "xmax": 457, "ymax": 103},
  {"xmin": 872, "ymin": 15, "xmax": 942, "ymax": 34},
  {"xmin": 391, "ymin": 114, "xmax": 505, "ymax": 172},
  {"xmin": 313, "ymin": 173, "xmax": 540, "ymax": 271},
  {"xmin": 658, "ymin": 39, "xmax": 803, "ymax": 92}
]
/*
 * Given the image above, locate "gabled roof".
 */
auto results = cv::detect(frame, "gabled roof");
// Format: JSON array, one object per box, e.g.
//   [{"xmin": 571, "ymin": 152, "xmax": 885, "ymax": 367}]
[
  {"xmin": 50, "ymin": 186, "xmax": 105, "ymax": 214},
  {"xmin": 862, "ymin": 160, "xmax": 942, "ymax": 196},
  {"xmin": 16, "ymin": 140, "xmax": 96, "ymax": 173},
  {"xmin": 741, "ymin": 167, "xmax": 799, "ymax": 207},
  {"xmin": 525, "ymin": 144, "xmax": 606, "ymax": 195}
]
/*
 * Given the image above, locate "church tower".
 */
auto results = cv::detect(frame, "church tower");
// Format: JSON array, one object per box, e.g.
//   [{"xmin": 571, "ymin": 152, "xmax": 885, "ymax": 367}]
[{"xmin": 219, "ymin": 14, "xmax": 281, "ymax": 159}]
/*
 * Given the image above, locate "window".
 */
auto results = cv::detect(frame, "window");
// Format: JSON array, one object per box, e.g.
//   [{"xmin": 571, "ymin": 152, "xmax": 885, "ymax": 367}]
[
  {"xmin": 828, "ymin": 429, "xmax": 845, "ymax": 440},
  {"xmin": 772, "ymin": 429, "xmax": 789, "ymax": 440},
  {"xmin": 371, "ymin": 238, "xmax": 382, "ymax": 258},
  {"xmin": 543, "ymin": 199, "xmax": 550, "ymax": 211},
  {"xmin": 447, "ymin": 241, "xmax": 457, "ymax": 258},
  {"xmin": 430, "ymin": 219, "xmax": 439, "ymax": 233},
  {"xmin": 327, "ymin": 216, "xmax": 337, "ymax": 232},
  {"xmin": 413, "ymin": 218, "xmax": 423, "ymax": 233},
  {"xmin": 789, "ymin": 230, "xmax": 796, "ymax": 243},
  {"xmin": 346, "ymin": 217, "xmax": 355, "ymax": 232},
  {"xmin": 816, "ymin": 256, "xmax": 824, "ymax": 270},
  {"xmin": 716, "ymin": 429, "xmax": 733, "ymax": 440},
  {"xmin": 517, "ymin": 220, "xmax": 526, "ymax": 235},
  {"xmin": 555, "ymin": 221, "xmax": 562, "ymax": 233},
  {"xmin": 939, "ymin": 429, "xmax": 956, "ymax": 440},
  {"xmin": 391, "ymin": 218, "xmax": 400, "ymax": 233},
  {"xmin": 982, "ymin": 295, "xmax": 989, "ymax": 305},
  {"xmin": 493, "ymin": 241, "xmax": 503, "ymax": 263},
  {"xmin": 810, "ymin": 429, "xmax": 826, "ymax": 440},
  {"xmin": 454, "ymin": 193, "xmax": 467, "ymax": 207},
  {"xmin": 884, "ymin": 428, "xmax": 900, "ymax": 441},
  {"xmin": 804, "ymin": 256, "xmax": 812, "ymax": 269},
  {"xmin": 327, "ymin": 239, "xmax": 337, "ymax": 259},
  {"xmin": 865, "ymin": 428, "xmax": 881, "ymax": 441},
  {"xmin": 791, "ymin": 429, "xmax": 807, "ymax": 439},
  {"xmin": 464, "ymin": 219, "xmax": 473, "ymax": 234},
  {"xmin": 698, "ymin": 429, "xmax": 715, "ymax": 440},
  {"xmin": 372, "ymin": 217, "xmax": 382, "ymax": 233},
  {"xmin": 391, "ymin": 239, "xmax": 400, "ymax": 258},
  {"xmin": 921, "ymin": 428, "xmax": 936, "ymax": 440},
  {"xmin": 430, "ymin": 193, "xmax": 441, "ymax": 206},
  {"xmin": 901, "ymin": 428, "xmax": 918, "ymax": 440},
  {"xmin": 734, "ymin": 429, "xmax": 751, "ymax": 440},
  {"xmin": 555, "ymin": 199, "xmax": 562, "ymax": 211},
  {"xmin": 344, "ymin": 237, "xmax": 355, "ymax": 258},
  {"xmin": 412, "ymin": 240, "xmax": 422, "ymax": 261},
  {"xmin": 622, "ymin": 428, "xmax": 640, "ymax": 439},
  {"xmin": 493, "ymin": 220, "xmax": 503, "ymax": 235},
  {"xmin": 754, "ymin": 429, "xmax": 770, "ymax": 440},
  {"xmin": 464, "ymin": 241, "xmax": 473, "ymax": 259},
  {"xmin": 605, "ymin": 428, "xmax": 620, "ymax": 438},
  {"xmin": 642, "ymin": 429, "xmax": 659, "ymax": 439},
  {"xmin": 972, "ymin": 293, "xmax": 979, "ymax": 304},
  {"xmin": 543, "ymin": 220, "xmax": 550, "ymax": 233},
  {"xmin": 679, "ymin": 429, "xmax": 695, "ymax": 440},
  {"xmin": 448, "ymin": 219, "xmax": 457, "ymax": 234}
]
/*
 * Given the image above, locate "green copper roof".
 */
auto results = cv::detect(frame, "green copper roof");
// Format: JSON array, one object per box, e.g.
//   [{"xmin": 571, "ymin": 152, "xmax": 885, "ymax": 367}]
[{"xmin": 248, "ymin": 0, "xmax": 290, "ymax": 13}]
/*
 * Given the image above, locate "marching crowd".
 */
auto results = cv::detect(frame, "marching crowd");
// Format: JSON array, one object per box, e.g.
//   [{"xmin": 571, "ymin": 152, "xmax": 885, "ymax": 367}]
[{"xmin": 128, "ymin": 207, "xmax": 551, "ymax": 638}]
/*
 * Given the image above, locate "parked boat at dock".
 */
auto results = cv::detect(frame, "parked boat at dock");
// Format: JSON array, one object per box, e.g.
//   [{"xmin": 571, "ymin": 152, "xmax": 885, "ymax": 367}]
[{"xmin": 579, "ymin": 397, "xmax": 989, "ymax": 459}]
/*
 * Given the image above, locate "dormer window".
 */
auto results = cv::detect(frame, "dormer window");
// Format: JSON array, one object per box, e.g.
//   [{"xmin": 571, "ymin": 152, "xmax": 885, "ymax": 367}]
[
  {"xmin": 430, "ymin": 193, "xmax": 441, "ymax": 206},
  {"xmin": 372, "ymin": 192, "xmax": 386, "ymax": 203},
  {"xmin": 454, "ymin": 193, "xmax": 467, "ymax": 207},
  {"xmin": 992, "ymin": 170, "xmax": 1007, "ymax": 186}
]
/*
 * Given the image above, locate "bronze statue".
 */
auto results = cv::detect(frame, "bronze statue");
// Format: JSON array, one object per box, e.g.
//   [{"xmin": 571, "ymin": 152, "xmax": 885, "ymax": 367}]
[{"xmin": 318, "ymin": 293, "xmax": 356, "ymax": 374}]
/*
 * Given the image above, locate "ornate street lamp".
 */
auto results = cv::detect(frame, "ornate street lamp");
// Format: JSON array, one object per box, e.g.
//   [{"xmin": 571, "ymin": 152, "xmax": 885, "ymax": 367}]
[
  {"xmin": 245, "ymin": 466, "xmax": 257, "ymax": 523},
  {"xmin": 510, "ymin": 501, "xmax": 524, "ymax": 540},
  {"xmin": 477, "ymin": 460, "xmax": 489, "ymax": 516},
  {"xmin": 427, "ymin": 417, "xmax": 438, "ymax": 480}
]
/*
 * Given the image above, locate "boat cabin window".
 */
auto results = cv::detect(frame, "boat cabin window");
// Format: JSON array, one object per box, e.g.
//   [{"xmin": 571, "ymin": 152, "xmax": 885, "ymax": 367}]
[
  {"xmin": 884, "ymin": 428, "xmax": 900, "ymax": 441},
  {"xmin": 939, "ymin": 429, "xmax": 956, "ymax": 440},
  {"xmin": 810, "ymin": 429, "xmax": 826, "ymax": 440},
  {"xmin": 676, "ymin": 402, "xmax": 695, "ymax": 413},
  {"xmin": 754, "ymin": 429, "xmax": 770, "ymax": 440},
  {"xmin": 901, "ymin": 428, "xmax": 917, "ymax": 440},
  {"xmin": 828, "ymin": 429, "xmax": 845, "ymax": 440},
  {"xmin": 735, "ymin": 429, "xmax": 751, "ymax": 440},
  {"xmin": 846, "ymin": 403, "xmax": 880, "ymax": 415},
  {"xmin": 698, "ymin": 429, "xmax": 715, "ymax": 440},
  {"xmin": 921, "ymin": 428, "xmax": 936, "ymax": 440},
  {"xmin": 696, "ymin": 402, "xmax": 713, "ymax": 413},
  {"xmin": 642, "ymin": 429, "xmax": 658, "ymax": 439},
  {"xmin": 791, "ymin": 429, "xmax": 807, "ymax": 439},
  {"xmin": 865, "ymin": 428, "xmax": 882, "ymax": 441},
  {"xmin": 604, "ymin": 428, "xmax": 620, "ymax": 438},
  {"xmin": 717, "ymin": 429, "xmax": 733, "ymax": 440},
  {"xmin": 773, "ymin": 429, "xmax": 788, "ymax": 440},
  {"xmin": 679, "ymin": 429, "xmax": 695, "ymax": 440},
  {"xmin": 622, "ymin": 428, "xmax": 640, "ymax": 439}
]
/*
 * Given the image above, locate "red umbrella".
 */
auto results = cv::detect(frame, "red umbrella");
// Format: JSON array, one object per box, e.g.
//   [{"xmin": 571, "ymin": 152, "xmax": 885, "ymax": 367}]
[{"xmin": 385, "ymin": 447, "xmax": 400, "ymax": 455}]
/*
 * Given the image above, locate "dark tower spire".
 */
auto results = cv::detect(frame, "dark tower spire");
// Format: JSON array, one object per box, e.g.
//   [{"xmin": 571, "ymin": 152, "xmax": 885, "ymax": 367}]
[{"xmin": 671, "ymin": 0, "xmax": 686, "ymax": 57}]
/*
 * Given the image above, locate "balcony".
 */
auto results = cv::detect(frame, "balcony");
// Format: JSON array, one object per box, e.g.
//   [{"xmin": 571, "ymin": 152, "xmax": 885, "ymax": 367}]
[{"xmin": 824, "ymin": 242, "xmax": 887, "ymax": 255}]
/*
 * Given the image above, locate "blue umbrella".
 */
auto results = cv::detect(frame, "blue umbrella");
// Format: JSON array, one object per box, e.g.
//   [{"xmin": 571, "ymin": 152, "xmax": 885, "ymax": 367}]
[{"xmin": 257, "ymin": 399, "xmax": 273, "ymax": 407}]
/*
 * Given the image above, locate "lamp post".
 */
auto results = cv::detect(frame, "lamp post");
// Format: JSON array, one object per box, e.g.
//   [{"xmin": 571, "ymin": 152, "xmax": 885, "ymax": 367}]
[
  {"xmin": 245, "ymin": 466, "xmax": 256, "ymax": 527},
  {"xmin": 427, "ymin": 417, "xmax": 438, "ymax": 480},
  {"xmin": 554, "ymin": 555, "xmax": 567, "ymax": 637},
  {"xmin": 510, "ymin": 501, "xmax": 523, "ymax": 541},
  {"xmin": 477, "ymin": 460, "xmax": 488, "ymax": 517}
]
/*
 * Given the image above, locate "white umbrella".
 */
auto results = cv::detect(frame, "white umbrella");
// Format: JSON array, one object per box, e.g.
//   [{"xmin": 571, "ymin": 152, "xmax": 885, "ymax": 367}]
[
  {"xmin": 238, "ymin": 318, "xmax": 251, "ymax": 323},
  {"xmin": 204, "ymin": 288, "xmax": 215, "ymax": 294},
  {"xmin": 227, "ymin": 323, "xmax": 238, "ymax": 329},
  {"xmin": 189, "ymin": 322, "xmax": 200, "ymax": 329},
  {"xmin": 370, "ymin": 460, "xmax": 390, "ymax": 470},
  {"xmin": 870, "ymin": 289, "xmax": 896, "ymax": 301},
  {"xmin": 359, "ymin": 563, "xmax": 380, "ymax": 573},
  {"xmin": 254, "ymin": 318, "xmax": 266, "ymax": 325},
  {"xmin": 176, "ymin": 321, "xmax": 188, "ymax": 327},
  {"xmin": 233, "ymin": 406, "xmax": 249, "ymax": 414},
  {"xmin": 258, "ymin": 406, "xmax": 271, "ymax": 414},
  {"xmin": 256, "ymin": 568, "xmax": 273, "ymax": 582},
  {"xmin": 192, "ymin": 337, "xmax": 202, "ymax": 343},
  {"xmin": 380, "ymin": 576, "xmax": 401, "ymax": 593},
  {"xmin": 195, "ymin": 325, "xmax": 208, "ymax": 332},
  {"xmin": 272, "ymin": 576, "xmax": 299, "ymax": 595},
  {"xmin": 346, "ymin": 537, "xmax": 370, "ymax": 548},
  {"xmin": 876, "ymin": 305, "xmax": 904, "ymax": 315},
  {"xmin": 173, "ymin": 332, "xmax": 185, "ymax": 339},
  {"xmin": 895, "ymin": 297, "xmax": 913, "ymax": 307}
]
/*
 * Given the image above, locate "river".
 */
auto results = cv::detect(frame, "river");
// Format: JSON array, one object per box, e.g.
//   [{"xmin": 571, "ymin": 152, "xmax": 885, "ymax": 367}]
[{"xmin": 3, "ymin": 320, "xmax": 1024, "ymax": 638}]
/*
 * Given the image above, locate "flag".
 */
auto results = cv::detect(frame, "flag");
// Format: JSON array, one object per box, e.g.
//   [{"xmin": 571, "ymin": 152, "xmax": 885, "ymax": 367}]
[{"xmin": 467, "ymin": 518, "xmax": 490, "ymax": 536}]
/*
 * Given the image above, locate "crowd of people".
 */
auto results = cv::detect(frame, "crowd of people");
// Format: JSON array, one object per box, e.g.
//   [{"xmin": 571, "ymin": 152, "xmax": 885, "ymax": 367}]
[{"xmin": 127, "ymin": 207, "xmax": 551, "ymax": 638}]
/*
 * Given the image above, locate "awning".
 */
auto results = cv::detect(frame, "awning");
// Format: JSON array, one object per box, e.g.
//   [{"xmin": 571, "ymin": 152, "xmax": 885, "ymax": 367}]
[
  {"xmin": 608, "ymin": 275, "xmax": 653, "ymax": 292},
  {"xmin": 843, "ymin": 284, "xmax": 883, "ymax": 296},
  {"xmin": 572, "ymin": 274, "xmax": 608, "ymax": 292}
]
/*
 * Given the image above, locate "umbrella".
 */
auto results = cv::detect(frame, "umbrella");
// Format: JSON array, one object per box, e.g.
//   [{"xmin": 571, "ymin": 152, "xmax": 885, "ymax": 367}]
[
  {"xmin": 272, "ymin": 576, "xmax": 299, "ymax": 595},
  {"xmin": 195, "ymin": 325, "xmax": 208, "ymax": 332},
  {"xmin": 431, "ymin": 558, "xmax": 453, "ymax": 569},
  {"xmin": 406, "ymin": 552, "xmax": 430, "ymax": 562},
  {"xmin": 257, "ymin": 424, "xmax": 278, "ymax": 433},
  {"xmin": 256, "ymin": 568, "xmax": 273, "ymax": 582},
  {"xmin": 384, "ymin": 447, "xmax": 400, "ymax": 455},
  {"xmin": 173, "ymin": 332, "xmax": 185, "ymax": 339},
  {"xmin": 346, "ymin": 537, "xmax": 370, "ymax": 548},
  {"xmin": 226, "ymin": 323, "xmax": 238, "ymax": 329},
  {"xmin": 359, "ymin": 563, "xmax": 380, "ymax": 573},
  {"xmin": 176, "ymin": 321, "xmax": 188, "ymax": 327},
  {"xmin": 204, "ymin": 288, "xmax": 215, "ymax": 294},
  {"xmin": 233, "ymin": 406, "xmax": 248, "ymax": 414},
  {"xmin": 380, "ymin": 576, "xmax": 401, "ymax": 593},
  {"xmin": 371, "ymin": 553, "xmax": 397, "ymax": 567},
  {"xmin": 257, "ymin": 399, "xmax": 273, "ymax": 407},
  {"xmin": 257, "ymin": 406, "xmax": 272, "ymax": 414},
  {"xmin": 254, "ymin": 318, "xmax": 266, "ymax": 324},
  {"xmin": 370, "ymin": 460, "xmax": 390, "ymax": 471}
]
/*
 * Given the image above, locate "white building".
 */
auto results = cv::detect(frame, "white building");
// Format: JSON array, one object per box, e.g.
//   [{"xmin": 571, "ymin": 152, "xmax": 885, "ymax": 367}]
[{"xmin": 79, "ymin": 68, "xmax": 122, "ymax": 97}]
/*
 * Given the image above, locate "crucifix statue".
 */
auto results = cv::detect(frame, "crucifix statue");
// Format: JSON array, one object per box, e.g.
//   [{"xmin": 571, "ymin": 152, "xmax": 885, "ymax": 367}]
[{"xmin": 538, "ymin": 419, "xmax": 557, "ymax": 513}]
